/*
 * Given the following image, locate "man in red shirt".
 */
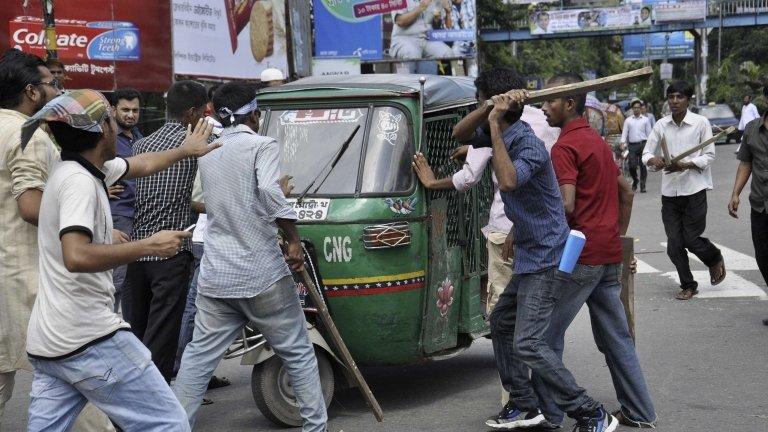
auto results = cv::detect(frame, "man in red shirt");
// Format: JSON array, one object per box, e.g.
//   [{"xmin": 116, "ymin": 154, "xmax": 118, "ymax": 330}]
[{"xmin": 532, "ymin": 73, "xmax": 657, "ymax": 429}]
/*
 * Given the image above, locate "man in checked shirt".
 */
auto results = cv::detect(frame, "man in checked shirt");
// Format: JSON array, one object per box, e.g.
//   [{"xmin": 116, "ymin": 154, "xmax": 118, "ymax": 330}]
[{"xmin": 125, "ymin": 80, "xmax": 208, "ymax": 381}]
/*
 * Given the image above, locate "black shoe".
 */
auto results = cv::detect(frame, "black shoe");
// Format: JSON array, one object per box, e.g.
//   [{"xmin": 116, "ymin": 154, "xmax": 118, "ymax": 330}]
[
  {"xmin": 207, "ymin": 375, "xmax": 230, "ymax": 390},
  {"xmin": 573, "ymin": 407, "xmax": 618, "ymax": 432},
  {"xmin": 485, "ymin": 402, "xmax": 546, "ymax": 429},
  {"xmin": 632, "ymin": 182, "xmax": 638, "ymax": 191},
  {"xmin": 612, "ymin": 410, "xmax": 656, "ymax": 428},
  {"xmin": 640, "ymin": 183, "xmax": 646, "ymax": 193},
  {"xmin": 763, "ymin": 318, "xmax": 768, "ymax": 326}
]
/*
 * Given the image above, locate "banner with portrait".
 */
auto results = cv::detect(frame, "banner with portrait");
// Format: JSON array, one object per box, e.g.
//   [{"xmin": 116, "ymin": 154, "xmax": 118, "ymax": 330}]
[{"xmin": 529, "ymin": 5, "xmax": 651, "ymax": 34}]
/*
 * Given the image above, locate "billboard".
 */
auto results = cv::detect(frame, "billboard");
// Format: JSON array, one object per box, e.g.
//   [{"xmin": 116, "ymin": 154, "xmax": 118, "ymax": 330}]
[
  {"xmin": 1, "ymin": 1, "xmax": 171, "ymax": 91},
  {"xmin": 172, "ymin": 0, "xmax": 289, "ymax": 80},
  {"xmin": 649, "ymin": 0, "xmax": 706, "ymax": 22},
  {"xmin": 623, "ymin": 31, "xmax": 695, "ymax": 60},
  {"xmin": 529, "ymin": 5, "xmax": 651, "ymax": 34},
  {"xmin": 314, "ymin": 0, "xmax": 477, "ymax": 61}
]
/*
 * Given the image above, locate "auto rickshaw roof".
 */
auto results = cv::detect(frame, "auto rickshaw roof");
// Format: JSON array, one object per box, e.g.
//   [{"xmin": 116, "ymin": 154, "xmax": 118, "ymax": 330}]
[{"xmin": 258, "ymin": 74, "xmax": 477, "ymax": 113}]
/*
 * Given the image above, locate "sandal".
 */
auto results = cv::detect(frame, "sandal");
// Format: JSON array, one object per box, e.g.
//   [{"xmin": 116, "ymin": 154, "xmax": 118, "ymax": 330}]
[
  {"xmin": 207, "ymin": 375, "xmax": 231, "ymax": 390},
  {"xmin": 675, "ymin": 288, "xmax": 698, "ymax": 300},
  {"xmin": 709, "ymin": 260, "xmax": 726, "ymax": 285},
  {"xmin": 202, "ymin": 398, "xmax": 213, "ymax": 405}
]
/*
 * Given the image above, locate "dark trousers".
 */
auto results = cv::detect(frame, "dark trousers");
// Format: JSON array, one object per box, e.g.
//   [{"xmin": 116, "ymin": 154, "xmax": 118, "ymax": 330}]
[
  {"xmin": 126, "ymin": 252, "xmax": 192, "ymax": 381},
  {"xmin": 661, "ymin": 190, "xmax": 722, "ymax": 290},
  {"xmin": 628, "ymin": 141, "xmax": 647, "ymax": 187},
  {"xmin": 751, "ymin": 208, "xmax": 768, "ymax": 285},
  {"xmin": 112, "ymin": 215, "xmax": 133, "ymax": 314}
]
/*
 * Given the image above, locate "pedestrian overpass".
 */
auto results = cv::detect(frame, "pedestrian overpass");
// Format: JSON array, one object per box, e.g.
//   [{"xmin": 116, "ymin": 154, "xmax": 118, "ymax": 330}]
[{"xmin": 480, "ymin": 0, "xmax": 768, "ymax": 42}]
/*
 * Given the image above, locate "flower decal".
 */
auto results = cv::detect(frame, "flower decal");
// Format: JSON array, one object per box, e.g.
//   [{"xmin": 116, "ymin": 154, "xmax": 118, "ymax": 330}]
[
  {"xmin": 385, "ymin": 196, "xmax": 417, "ymax": 215},
  {"xmin": 436, "ymin": 278, "xmax": 454, "ymax": 317}
]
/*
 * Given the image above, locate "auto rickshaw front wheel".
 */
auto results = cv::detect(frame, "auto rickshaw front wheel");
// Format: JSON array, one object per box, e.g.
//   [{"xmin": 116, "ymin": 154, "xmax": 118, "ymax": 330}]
[{"xmin": 251, "ymin": 348, "xmax": 334, "ymax": 427}]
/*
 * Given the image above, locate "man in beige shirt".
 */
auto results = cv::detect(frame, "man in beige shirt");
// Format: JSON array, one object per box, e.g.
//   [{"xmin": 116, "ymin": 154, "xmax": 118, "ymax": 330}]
[
  {"xmin": 0, "ymin": 49, "xmax": 60, "ymax": 421},
  {"xmin": 0, "ymin": 50, "xmax": 116, "ymax": 432}
]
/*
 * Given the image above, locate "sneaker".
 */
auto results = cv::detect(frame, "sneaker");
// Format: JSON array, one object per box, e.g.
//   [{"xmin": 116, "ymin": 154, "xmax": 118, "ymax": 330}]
[
  {"xmin": 486, "ymin": 403, "xmax": 546, "ymax": 429},
  {"xmin": 573, "ymin": 408, "xmax": 618, "ymax": 432},
  {"xmin": 612, "ymin": 410, "xmax": 656, "ymax": 428}
]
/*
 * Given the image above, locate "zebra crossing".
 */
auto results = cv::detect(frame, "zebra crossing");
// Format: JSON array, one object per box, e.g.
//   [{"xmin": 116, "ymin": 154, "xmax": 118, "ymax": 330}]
[{"xmin": 634, "ymin": 242, "xmax": 768, "ymax": 300}]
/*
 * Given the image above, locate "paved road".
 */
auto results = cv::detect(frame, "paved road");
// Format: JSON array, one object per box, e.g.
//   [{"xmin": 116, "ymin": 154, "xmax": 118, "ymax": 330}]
[{"xmin": 3, "ymin": 143, "xmax": 767, "ymax": 432}]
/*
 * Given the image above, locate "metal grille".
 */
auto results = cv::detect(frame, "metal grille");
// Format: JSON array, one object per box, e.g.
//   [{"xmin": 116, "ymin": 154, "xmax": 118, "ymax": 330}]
[{"xmin": 423, "ymin": 107, "xmax": 492, "ymax": 276}]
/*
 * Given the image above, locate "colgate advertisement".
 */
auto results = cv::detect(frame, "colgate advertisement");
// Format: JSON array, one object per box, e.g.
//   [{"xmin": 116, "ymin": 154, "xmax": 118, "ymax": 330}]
[
  {"xmin": 10, "ymin": 17, "xmax": 141, "ymax": 62},
  {"xmin": 1, "ymin": 1, "xmax": 170, "ymax": 91}
]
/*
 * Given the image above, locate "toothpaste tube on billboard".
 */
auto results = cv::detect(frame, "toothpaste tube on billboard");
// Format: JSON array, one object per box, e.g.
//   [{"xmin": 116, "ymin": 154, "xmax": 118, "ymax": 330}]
[
  {"xmin": 10, "ymin": 16, "xmax": 140, "ymax": 61},
  {"xmin": 223, "ymin": 0, "xmax": 256, "ymax": 53}
]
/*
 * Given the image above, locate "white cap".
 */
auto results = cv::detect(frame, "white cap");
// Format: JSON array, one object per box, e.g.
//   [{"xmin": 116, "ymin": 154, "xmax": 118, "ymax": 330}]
[{"xmin": 260, "ymin": 68, "xmax": 284, "ymax": 82}]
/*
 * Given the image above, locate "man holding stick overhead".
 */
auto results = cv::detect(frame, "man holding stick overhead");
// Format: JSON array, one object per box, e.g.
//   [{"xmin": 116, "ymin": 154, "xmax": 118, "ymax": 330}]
[
  {"xmin": 642, "ymin": 81, "xmax": 725, "ymax": 300},
  {"xmin": 483, "ymin": 75, "xmax": 617, "ymax": 432}
]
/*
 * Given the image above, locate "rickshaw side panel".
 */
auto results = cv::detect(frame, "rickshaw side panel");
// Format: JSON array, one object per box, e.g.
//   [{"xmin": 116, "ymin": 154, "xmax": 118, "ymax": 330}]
[{"xmin": 422, "ymin": 198, "xmax": 463, "ymax": 354}]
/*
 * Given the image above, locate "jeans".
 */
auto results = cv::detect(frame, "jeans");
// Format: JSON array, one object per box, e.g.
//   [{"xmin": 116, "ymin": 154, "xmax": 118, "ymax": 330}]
[
  {"xmin": 27, "ymin": 330, "xmax": 189, "ymax": 432},
  {"xmin": 661, "ymin": 190, "xmax": 722, "ymax": 290},
  {"xmin": 111, "ymin": 215, "xmax": 133, "ymax": 314},
  {"xmin": 173, "ymin": 276, "xmax": 327, "ymax": 431},
  {"xmin": 751, "ymin": 208, "xmax": 768, "ymax": 285},
  {"xmin": 174, "ymin": 242, "xmax": 204, "ymax": 375},
  {"xmin": 491, "ymin": 267, "xmax": 600, "ymax": 419},
  {"xmin": 533, "ymin": 264, "xmax": 657, "ymax": 426}
]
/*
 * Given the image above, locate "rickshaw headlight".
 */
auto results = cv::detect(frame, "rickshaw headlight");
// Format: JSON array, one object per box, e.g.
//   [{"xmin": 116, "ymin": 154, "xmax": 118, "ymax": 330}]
[{"xmin": 363, "ymin": 222, "xmax": 411, "ymax": 249}]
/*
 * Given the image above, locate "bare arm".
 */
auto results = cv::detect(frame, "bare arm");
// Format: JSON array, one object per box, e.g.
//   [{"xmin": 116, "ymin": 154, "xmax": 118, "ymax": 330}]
[
  {"xmin": 124, "ymin": 119, "xmax": 219, "ymax": 180},
  {"xmin": 276, "ymin": 218, "xmax": 304, "ymax": 271},
  {"xmin": 395, "ymin": 0, "xmax": 431, "ymax": 27},
  {"xmin": 617, "ymin": 174, "xmax": 634, "ymax": 235},
  {"xmin": 452, "ymin": 102, "xmax": 492, "ymax": 142},
  {"xmin": 559, "ymin": 184, "xmax": 576, "ymax": 215},
  {"xmin": 16, "ymin": 189, "xmax": 42, "ymax": 226},
  {"xmin": 728, "ymin": 161, "xmax": 752, "ymax": 218},
  {"xmin": 61, "ymin": 230, "xmax": 190, "ymax": 273}
]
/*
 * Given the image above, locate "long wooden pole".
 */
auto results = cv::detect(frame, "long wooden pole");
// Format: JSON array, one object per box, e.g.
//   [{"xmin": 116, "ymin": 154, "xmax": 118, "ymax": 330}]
[
  {"xmin": 669, "ymin": 126, "xmax": 735, "ymax": 164},
  {"xmin": 300, "ymin": 269, "xmax": 385, "ymax": 422},
  {"xmin": 487, "ymin": 67, "xmax": 653, "ymax": 106}
]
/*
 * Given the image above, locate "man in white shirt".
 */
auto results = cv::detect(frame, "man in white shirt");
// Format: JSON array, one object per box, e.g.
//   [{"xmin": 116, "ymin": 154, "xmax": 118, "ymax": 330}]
[
  {"xmin": 20, "ymin": 89, "xmax": 219, "ymax": 430},
  {"xmin": 390, "ymin": 0, "xmax": 453, "ymax": 72},
  {"xmin": 642, "ymin": 81, "xmax": 725, "ymax": 300},
  {"xmin": 621, "ymin": 99, "xmax": 653, "ymax": 193},
  {"xmin": 738, "ymin": 95, "xmax": 760, "ymax": 149}
]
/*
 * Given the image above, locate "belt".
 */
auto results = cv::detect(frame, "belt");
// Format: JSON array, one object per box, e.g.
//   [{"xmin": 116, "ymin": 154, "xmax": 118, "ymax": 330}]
[{"xmin": 629, "ymin": 140, "xmax": 646, "ymax": 145}]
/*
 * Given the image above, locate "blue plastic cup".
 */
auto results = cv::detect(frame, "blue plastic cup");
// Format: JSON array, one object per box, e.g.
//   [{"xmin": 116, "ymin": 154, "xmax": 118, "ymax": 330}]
[{"xmin": 558, "ymin": 230, "xmax": 586, "ymax": 274}]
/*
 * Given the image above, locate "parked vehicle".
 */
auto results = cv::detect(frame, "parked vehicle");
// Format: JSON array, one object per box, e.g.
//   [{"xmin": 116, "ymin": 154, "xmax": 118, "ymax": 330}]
[
  {"xmin": 698, "ymin": 103, "xmax": 741, "ymax": 144},
  {"xmin": 224, "ymin": 74, "xmax": 492, "ymax": 427}
]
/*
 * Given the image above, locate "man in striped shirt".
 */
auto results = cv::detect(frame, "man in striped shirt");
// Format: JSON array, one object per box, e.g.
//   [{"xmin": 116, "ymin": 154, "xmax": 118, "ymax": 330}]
[{"xmin": 173, "ymin": 82, "xmax": 327, "ymax": 431}]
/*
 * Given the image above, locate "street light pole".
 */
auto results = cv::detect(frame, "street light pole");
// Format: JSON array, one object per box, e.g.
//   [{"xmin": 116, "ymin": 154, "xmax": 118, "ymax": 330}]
[{"xmin": 40, "ymin": 0, "xmax": 57, "ymax": 60}]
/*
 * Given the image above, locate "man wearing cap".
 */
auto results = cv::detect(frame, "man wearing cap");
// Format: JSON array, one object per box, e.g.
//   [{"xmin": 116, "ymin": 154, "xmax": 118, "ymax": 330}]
[
  {"xmin": 621, "ymin": 98, "xmax": 653, "ymax": 193},
  {"xmin": 173, "ymin": 81, "xmax": 328, "ymax": 431},
  {"xmin": 22, "ymin": 89, "xmax": 219, "ymax": 430},
  {"xmin": 260, "ymin": 68, "xmax": 285, "ymax": 87}
]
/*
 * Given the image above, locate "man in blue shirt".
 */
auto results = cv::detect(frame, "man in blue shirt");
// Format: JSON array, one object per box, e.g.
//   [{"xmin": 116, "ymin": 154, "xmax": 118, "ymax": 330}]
[
  {"xmin": 484, "ymin": 80, "xmax": 617, "ymax": 432},
  {"xmin": 108, "ymin": 88, "xmax": 143, "ymax": 314}
]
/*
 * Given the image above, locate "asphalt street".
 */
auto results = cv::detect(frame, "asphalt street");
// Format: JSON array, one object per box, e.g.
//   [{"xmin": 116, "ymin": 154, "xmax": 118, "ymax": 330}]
[{"xmin": 3, "ymin": 143, "xmax": 767, "ymax": 432}]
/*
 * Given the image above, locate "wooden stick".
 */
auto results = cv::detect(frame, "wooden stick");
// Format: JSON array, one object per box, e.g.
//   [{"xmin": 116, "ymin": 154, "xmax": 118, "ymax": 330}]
[
  {"xmin": 487, "ymin": 66, "xmax": 653, "ymax": 106},
  {"xmin": 620, "ymin": 236, "xmax": 636, "ymax": 342},
  {"xmin": 669, "ymin": 126, "xmax": 735, "ymax": 164},
  {"xmin": 300, "ymin": 269, "xmax": 385, "ymax": 422},
  {"xmin": 660, "ymin": 135, "xmax": 671, "ymax": 166}
]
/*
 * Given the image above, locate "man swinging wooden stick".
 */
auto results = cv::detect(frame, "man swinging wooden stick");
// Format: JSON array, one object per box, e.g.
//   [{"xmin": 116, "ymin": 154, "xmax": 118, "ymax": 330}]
[{"xmin": 642, "ymin": 81, "xmax": 726, "ymax": 300}]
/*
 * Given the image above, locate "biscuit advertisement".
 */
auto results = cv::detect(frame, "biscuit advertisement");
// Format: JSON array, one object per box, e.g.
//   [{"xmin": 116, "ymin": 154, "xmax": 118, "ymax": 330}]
[
  {"xmin": 172, "ymin": 0, "xmax": 288, "ymax": 79},
  {"xmin": 0, "ymin": 0, "xmax": 171, "ymax": 91}
]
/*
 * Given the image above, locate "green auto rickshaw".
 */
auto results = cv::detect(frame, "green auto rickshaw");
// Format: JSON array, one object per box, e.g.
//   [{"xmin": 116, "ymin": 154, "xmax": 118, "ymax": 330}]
[{"xmin": 224, "ymin": 74, "xmax": 495, "ymax": 427}]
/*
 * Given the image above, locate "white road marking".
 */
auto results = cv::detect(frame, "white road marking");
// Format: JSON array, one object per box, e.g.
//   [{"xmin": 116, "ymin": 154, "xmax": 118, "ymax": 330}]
[
  {"xmin": 635, "ymin": 259, "xmax": 660, "ymax": 274},
  {"xmin": 660, "ymin": 242, "xmax": 759, "ymax": 271},
  {"xmin": 662, "ymin": 271, "xmax": 768, "ymax": 299}
]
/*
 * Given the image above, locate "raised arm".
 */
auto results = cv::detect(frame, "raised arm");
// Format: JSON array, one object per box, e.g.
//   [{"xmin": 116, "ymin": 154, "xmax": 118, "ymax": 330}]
[
  {"xmin": 394, "ymin": 0, "xmax": 432, "ymax": 28},
  {"xmin": 124, "ymin": 119, "xmax": 219, "ymax": 180},
  {"xmin": 453, "ymin": 102, "xmax": 492, "ymax": 142}
]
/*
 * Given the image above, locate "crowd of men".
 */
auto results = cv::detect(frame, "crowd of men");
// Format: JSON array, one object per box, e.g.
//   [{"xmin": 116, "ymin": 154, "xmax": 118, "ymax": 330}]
[{"xmin": 1, "ymin": 44, "xmax": 767, "ymax": 432}]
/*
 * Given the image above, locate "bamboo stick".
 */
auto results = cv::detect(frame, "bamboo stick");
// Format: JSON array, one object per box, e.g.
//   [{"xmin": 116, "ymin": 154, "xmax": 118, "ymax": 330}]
[{"xmin": 669, "ymin": 126, "xmax": 735, "ymax": 164}]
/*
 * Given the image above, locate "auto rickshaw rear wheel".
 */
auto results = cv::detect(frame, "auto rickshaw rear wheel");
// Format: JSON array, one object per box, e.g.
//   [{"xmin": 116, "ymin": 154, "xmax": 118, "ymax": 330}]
[{"xmin": 251, "ymin": 348, "xmax": 334, "ymax": 427}]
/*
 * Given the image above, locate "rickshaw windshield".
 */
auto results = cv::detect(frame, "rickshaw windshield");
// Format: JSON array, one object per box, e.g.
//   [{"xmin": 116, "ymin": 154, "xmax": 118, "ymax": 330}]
[{"xmin": 264, "ymin": 106, "xmax": 413, "ymax": 196}]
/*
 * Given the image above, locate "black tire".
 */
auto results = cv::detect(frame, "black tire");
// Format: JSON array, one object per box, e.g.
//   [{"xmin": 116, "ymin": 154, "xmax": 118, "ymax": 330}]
[{"xmin": 251, "ymin": 348, "xmax": 334, "ymax": 427}]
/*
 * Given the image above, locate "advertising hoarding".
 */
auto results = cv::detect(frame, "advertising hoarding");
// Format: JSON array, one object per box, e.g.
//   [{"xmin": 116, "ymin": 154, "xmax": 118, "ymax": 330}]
[
  {"xmin": 623, "ymin": 31, "xmax": 695, "ymax": 60},
  {"xmin": 172, "ymin": 0, "xmax": 289, "ymax": 80},
  {"xmin": 314, "ymin": 0, "xmax": 477, "ymax": 61},
  {"xmin": 529, "ymin": 5, "xmax": 652, "ymax": 34},
  {"xmin": 1, "ymin": 1, "xmax": 171, "ymax": 91}
]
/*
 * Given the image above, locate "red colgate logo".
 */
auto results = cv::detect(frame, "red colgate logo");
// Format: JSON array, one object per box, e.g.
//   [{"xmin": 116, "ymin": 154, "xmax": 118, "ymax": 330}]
[{"xmin": 12, "ymin": 29, "xmax": 88, "ymax": 48}]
